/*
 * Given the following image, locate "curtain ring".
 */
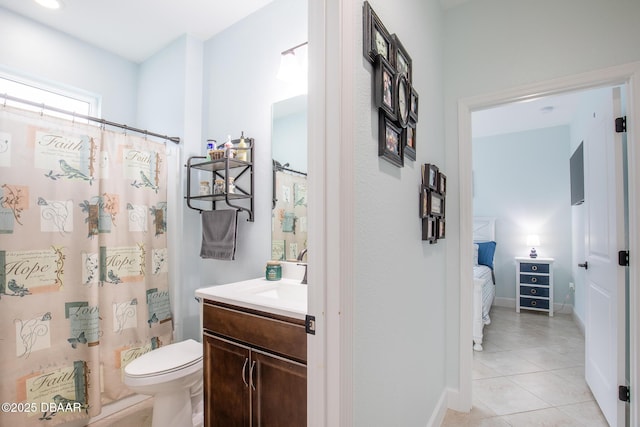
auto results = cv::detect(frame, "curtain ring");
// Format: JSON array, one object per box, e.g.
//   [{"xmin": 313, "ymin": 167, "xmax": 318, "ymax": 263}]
[
  {"xmin": 40, "ymin": 102, "xmax": 45, "ymax": 116},
  {"xmin": 72, "ymin": 111, "xmax": 76, "ymax": 125},
  {"xmin": 2, "ymin": 93, "xmax": 6, "ymax": 108},
  {"xmin": 123, "ymin": 124, "xmax": 128, "ymax": 135}
]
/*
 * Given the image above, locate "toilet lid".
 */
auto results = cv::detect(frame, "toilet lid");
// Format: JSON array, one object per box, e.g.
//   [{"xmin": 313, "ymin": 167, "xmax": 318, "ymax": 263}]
[{"xmin": 125, "ymin": 339, "xmax": 203, "ymax": 377}]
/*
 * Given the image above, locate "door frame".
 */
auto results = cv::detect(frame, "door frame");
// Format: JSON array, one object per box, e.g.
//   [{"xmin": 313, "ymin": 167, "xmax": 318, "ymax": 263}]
[{"xmin": 457, "ymin": 61, "xmax": 640, "ymax": 426}]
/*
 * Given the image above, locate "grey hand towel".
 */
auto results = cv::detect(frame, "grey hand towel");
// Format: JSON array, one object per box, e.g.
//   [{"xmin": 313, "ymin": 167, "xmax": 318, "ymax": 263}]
[{"xmin": 200, "ymin": 210, "xmax": 238, "ymax": 260}]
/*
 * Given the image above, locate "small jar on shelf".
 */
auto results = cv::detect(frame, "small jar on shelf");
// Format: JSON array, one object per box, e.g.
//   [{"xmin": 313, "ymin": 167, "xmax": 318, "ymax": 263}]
[
  {"xmin": 213, "ymin": 179, "xmax": 225, "ymax": 195},
  {"xmin": 227, "ymin": 177, "xmax": 236, "ymax": 194},
  {"xmin": 199, "ymin": 180, "xmax": 211, "ymax": 195}
]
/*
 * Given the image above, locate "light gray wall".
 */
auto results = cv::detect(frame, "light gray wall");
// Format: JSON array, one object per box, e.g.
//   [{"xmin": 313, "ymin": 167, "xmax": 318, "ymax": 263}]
[
  {"xmin": 444, "ymin": 0, "xmax": 640, "ymax": 390},
  {"xmin": 472, "ymin": 126, "xmax": 573, "ymax": 307},
  {"xmin": 353, "ymin": 0, "xmax": 446, "ymax": 424},
  {"xmin": 0, "ymin": 8, "xmax": 138, "ymax": 124},
  {"xmin": 136, "ymin": 35, "xmax": 205, "ymax": 341},
  {"xmin": 199, "ymin": 0, "xmax": 307, "ymax": 286}
]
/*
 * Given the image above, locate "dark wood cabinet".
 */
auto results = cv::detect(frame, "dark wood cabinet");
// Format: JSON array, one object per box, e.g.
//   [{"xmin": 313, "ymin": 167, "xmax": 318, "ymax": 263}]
[{"xmin": 203, "ymin": 301, "xmax": 307, "ymax": 427}]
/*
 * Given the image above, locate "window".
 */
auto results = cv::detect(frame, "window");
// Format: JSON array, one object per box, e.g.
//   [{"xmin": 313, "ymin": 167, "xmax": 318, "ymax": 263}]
[{"xmin": 0, "ymin": 73, "xmax": 100, "ymax": 123}]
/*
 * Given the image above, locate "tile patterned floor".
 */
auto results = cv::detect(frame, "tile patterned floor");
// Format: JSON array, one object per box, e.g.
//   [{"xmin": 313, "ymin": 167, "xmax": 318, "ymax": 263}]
[{"xmin": 442, "ymin": 306, "xmax": 609, "ymax": 427}]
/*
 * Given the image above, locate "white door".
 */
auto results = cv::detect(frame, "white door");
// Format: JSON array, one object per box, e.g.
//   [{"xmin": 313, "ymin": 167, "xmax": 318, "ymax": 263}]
[{"xmin": 584, "ymin": 86, "xmax": 626, "ymax": 426}]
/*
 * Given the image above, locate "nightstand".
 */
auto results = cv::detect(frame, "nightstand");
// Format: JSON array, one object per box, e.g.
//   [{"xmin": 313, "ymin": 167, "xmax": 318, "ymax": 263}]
[{"xmin": 515, "ymin": 257, "xmax": 554, "ymax": 316}]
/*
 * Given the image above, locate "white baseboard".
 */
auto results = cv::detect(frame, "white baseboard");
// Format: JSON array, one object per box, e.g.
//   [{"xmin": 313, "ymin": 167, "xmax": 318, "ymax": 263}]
[
  {"xmin": 87, "ymin": 394, "xmax": 151, "ymax": 424},
  {"xmin": 426, "ymin": 388, "xmax": 449, "ymax": 427},
  {"xmin": 493, "ymin": 297, "xmax": 514, "ymax": 308},
  {"xmin": 572, "ymin": 311, "xmax": 585, "ymax": 336}
]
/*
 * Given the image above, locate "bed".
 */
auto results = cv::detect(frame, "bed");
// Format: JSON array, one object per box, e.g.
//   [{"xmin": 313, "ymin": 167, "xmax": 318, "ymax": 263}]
[{"xmin": 473, "ymin": 217, "xmax": 497, "ymax": 351}]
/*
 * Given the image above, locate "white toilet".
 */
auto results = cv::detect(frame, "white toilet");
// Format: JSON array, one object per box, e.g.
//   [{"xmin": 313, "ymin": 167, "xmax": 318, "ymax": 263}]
[{"xmin": 124, "ymin": 339, "xmax": 204, "ymax": 427}]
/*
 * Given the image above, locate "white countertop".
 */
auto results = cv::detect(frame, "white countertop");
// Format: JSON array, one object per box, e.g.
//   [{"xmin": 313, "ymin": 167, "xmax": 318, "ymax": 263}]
[{"xmin": 196, "ymin": 276, "xmax": 307, "ymax": 320}]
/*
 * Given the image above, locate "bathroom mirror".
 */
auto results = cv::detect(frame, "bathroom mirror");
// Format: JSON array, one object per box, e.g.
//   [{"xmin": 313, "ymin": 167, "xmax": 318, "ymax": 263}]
[{"xmin": 271, "ymin": 94, "xmax": 308, "ymax": 261}]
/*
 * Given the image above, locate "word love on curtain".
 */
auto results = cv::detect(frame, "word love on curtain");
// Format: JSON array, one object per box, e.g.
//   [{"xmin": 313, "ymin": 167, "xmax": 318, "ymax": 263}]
[{"xmin": 0, "ymin": 105, "xmax": 173, "ymax": 427}]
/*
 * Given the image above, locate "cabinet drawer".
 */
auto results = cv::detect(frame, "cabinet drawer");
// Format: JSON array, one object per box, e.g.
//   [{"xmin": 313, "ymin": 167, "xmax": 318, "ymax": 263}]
[
  {"xmin": 203, "ymin": 303, "xmax": 306, "ymax": 363},
  {"xmin": 520, "ymin": 285, "xmax": 549, "ymax": 298},
  {"xmin": 520, "ymin": 274, "xmax": 549, "ymax": 285},
  {"xmin": 520, "ymin": 297, "xmax": 549, "ymax": 310},
  {"xmin": 519, "ymin": 263, "xmax": 549, "ymax": 274}
]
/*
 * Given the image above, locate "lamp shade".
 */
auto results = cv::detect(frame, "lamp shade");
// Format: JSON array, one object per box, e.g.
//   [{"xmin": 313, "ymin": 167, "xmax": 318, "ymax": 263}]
[{"xmin": 526, "ymin": 234, "xmax": 541, "ymax": 247}]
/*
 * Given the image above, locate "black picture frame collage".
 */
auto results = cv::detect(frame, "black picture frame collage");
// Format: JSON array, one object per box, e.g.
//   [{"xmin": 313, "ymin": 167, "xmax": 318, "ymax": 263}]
[
  {"xmin": 420, "ymin": 163, "xmax": 446, "ymax": 243},
  {"xmin": 363, "ymin": 1, "xmax": 418, "ymax": 167}
]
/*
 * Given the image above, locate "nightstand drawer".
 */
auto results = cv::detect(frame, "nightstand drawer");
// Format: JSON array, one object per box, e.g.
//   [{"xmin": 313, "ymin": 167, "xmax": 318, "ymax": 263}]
[
  {"xmin": 520, "ymin": 285, "xmax": 549, "ymax": 298},
  {"xmin": 520, "ymin": 274, "xmax": 549, "ymax": 285},
  {"xmin": 520, "ymin": 297, "xmax": 549, "ymax": 310},
  {"xmin": 519, "ymin": 263, "xmax": 550, "ymax": 274}
]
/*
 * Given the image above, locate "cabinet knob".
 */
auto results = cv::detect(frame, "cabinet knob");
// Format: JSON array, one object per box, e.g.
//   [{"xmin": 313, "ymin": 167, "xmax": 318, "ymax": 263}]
[
  {"xmin": 531, "ymin": 277, "xmax": 537, "ymax": 283},
  {"xmin": 531, "ymin": 265, "xmax": 538, "ymax": 271},
  {"xmin": 531, "ymin": 300, "xmax": 537, "ymax": 306},
  {"xmin": 530, "ymin": 288, "xmax": 537, "ymax": 295}
]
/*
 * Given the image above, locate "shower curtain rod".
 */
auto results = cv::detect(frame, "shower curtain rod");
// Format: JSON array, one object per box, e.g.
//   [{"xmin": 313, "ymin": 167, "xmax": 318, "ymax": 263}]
[{"xmin": 1, "ymin": 93, "xmax": 181, "ymax": 144}]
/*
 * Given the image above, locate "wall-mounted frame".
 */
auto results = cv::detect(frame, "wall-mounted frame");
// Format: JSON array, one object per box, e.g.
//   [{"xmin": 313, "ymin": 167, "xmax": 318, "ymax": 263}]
[
  {"xmin": 409, "ymin": 87, "xmax": 419, "ymax": 124},
  {"xmin": 438, "ymin": 172, "xmax": 447, "ymax": 195},
  {"xmin": 395, "ymin": 72, "xmax": 410, "ymax": 128},
  {"xmin": 419, "ymin": 187, "xmax": 428, "ymax": 218},
  {"xmin": 392, "ymin": 34, "xmax": 412, "ymax": 82},
  {"xmin": 422, "ymin": 216, "xmax": 437, "ymax": 243},
  {"xmin": 403, "ymin": 124, "xmax": 416, "ymax": 161},
  {"xmin": 428, "ymin": 190, "xmax": 444, "ymax": 217},
  {"xmin": 363, "ymin": 2, "xmax": 392, "ymax": 63},
  {"xmin": 379, "ymin": 111, "xmax": 404, "ymax": 167},
  {"xmin": 437, "ymin": 218, "xmax": 446, "ymax": 239},
  {"xmin": 423, "ymin": 163, "xmax": 439, "ymax": 190},
  {"xmin": 374, "ymin": 55, "xmax": 396, "ymax": 120}
]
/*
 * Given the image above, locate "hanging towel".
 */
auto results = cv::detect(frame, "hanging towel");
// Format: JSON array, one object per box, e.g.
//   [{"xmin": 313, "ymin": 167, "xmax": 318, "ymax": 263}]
[{"xmin": 200, "ymin": 209, "xmax": 238, "ymax": 260}]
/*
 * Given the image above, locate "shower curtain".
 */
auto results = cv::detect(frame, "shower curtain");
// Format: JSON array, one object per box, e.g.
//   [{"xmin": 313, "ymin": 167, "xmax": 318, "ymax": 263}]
[{"xmin": 0, "ymin": 105, "xmax": 173, "ymax": 426}]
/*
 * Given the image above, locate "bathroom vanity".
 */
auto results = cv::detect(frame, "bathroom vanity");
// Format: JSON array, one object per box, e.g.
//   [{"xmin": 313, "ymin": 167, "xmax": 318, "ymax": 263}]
[{"xmin": 196, "ymin": 269, "xmax": 307, "ymax": 427}]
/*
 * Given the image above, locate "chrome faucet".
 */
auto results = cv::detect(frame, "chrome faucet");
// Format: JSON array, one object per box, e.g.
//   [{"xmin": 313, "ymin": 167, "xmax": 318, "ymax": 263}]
[{"xmin": 297, "ymin": 249, "xmax": 308, "ymax": 284}]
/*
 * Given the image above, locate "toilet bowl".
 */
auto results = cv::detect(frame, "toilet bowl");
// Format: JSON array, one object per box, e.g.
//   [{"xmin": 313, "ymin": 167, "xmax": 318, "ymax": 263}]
[{"xmin": 124, "ymin": 339, "xmax": 203, "ymax": 427}]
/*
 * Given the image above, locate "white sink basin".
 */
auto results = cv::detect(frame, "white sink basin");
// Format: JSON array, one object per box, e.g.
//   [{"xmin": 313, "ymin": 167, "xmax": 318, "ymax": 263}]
[
  {"xmin": 253, "ymin": 282, "xmax": 306, "ymax": 301},
  {"xmin": 196, "ymin": 277, "xmax": 307, "ymax": 320}
]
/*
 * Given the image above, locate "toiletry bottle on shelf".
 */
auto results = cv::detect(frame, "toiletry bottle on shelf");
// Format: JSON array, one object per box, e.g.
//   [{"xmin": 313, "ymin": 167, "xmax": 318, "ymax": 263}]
[
  {"xmin": 224, "ymin": 135, "xmax": 234, "ymax": 158},
  {"xmin": 206, "ymin": 140, "xmax": 215, "ymax": 160},
  {"xmin": 237, "ymin": 131, "xmax": 248, "ymax": 162}
]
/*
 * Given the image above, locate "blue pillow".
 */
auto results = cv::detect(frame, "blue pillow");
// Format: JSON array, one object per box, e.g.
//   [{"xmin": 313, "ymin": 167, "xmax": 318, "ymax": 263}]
[{"xmin": 476, "ymin": 241, "xmax": 496, "ymax": 270}]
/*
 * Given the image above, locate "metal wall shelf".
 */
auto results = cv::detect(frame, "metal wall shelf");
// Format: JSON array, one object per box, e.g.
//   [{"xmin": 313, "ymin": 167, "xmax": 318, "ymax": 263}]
[{"xmin": 185, "ymin": 137, "xmax": 254, "ymax": 221}]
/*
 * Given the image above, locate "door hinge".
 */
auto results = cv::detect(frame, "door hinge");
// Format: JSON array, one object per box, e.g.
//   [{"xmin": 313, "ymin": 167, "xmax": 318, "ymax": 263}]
[
  {"xmin": 619, "ymin": 385, "xmax": 630, "ymax": 403},
  {"xmin": 615, "ymin": 116, "xmax": 627, "ymax": 133},
  {"xmin": 305, "ymin": 314, "xmax": 316, "ymax": 335},
  {"xmin": 619, "ymin": 250, "xmax": 630, "ymax": 267}
]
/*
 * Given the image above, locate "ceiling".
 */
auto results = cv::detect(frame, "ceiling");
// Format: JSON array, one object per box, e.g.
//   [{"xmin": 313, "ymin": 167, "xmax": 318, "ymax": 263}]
[
  {"xmin": 2, "ymin": 0, "xmax": 590, "ymax": 137},
  {"xmin": 0, "ymin": 0, "xmax": 274, "ymax": 63},
  {"xmin": 472, "ymin": 90, "xmax": 596, "ymax": 138}
]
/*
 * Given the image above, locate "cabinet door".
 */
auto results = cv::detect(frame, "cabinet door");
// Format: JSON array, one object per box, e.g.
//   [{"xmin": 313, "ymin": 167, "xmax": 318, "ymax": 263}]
[
  {"xmin": 204, "ymin": 334, "xmax": 251, "ymax": 427},
  {"xmin": 251, "ymin": 350, "xmax": 307, "ymax": 427}
]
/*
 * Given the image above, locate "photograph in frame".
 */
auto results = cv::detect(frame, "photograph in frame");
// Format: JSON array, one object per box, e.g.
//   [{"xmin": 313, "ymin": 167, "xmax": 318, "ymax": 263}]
[
  {"xmin": 409, "ymin": 87, "xmax": 419, "ymax": 124},
  {"xmin": 379, "ymin": 110, "xmax": 404, "ymax": 167},
  {"xmin": 392, "ymin": 34, "xmax": 412, "ymax": 82},
  {"xmin": 422, "ymin": 216, "xmax": 437, "ymax": 243},
  {"xmin": 403, "ymin": 124, "xmax": 416, "ymax": 161},
  {"xmin": 363, "ymin": 2, "xmax": 393, "ymax": 64},
  {"xmin": 374, "ymin": 55, "xmax": 397, "ymax": 119},
  {"xmin": 438, "ymin": 172, "xmax": 446, "ymax": 195}
]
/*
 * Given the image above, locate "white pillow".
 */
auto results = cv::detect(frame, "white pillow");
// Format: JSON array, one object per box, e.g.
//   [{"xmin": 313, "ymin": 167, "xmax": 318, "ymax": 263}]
[{"xmin": 473, "ymin": 243, "xmax": 479, "ymax": 265}]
